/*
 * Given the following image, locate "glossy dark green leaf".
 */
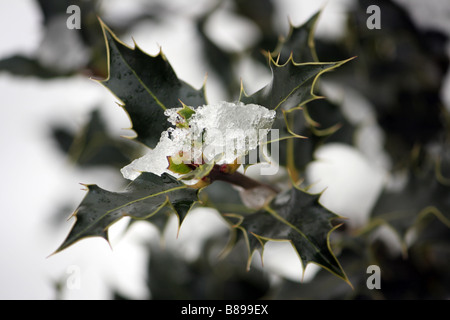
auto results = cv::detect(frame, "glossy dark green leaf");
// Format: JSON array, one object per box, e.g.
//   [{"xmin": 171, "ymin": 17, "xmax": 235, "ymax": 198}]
[
  {"xmin": 237, "ymin": 12, "xmax": 354, "ymax": 179},
  {"xmin": 226, "ymin": 185, "xmax": 350, "ymax": 284},
  {"xmin": 239, "ymin": 56, "xmax": 352, "ymax": 111},
  {"xmin": 54, "ymin": 172, "xmax": 198, "ymax": 253},
  {"xmin": 99, "ymin": 20, "xmax": 207, "ymax": 148}
]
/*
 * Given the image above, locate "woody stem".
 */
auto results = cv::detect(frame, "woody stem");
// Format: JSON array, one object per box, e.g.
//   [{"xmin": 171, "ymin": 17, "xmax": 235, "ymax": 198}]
[{"xmin": 209, "ymin": 165, "xmax": 279, "ymax": 193}]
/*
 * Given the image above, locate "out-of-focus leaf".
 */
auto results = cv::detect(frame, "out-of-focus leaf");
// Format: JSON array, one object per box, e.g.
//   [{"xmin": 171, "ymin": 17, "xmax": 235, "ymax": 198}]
[
  {"xmin": 196, "ymin": 7, "xmax": 239, "ymax": 98},
  {"xmin": 0, "ymin": 55, "xmax": 74, "ymax": 78},
  {"xmin": 52, "ymin": 109, "xmax": 139, "ymax": 168},
  {"xmin": 233, "ymin": 0, "xmax": 276, "ymax": 38},
  {"xmin": 272, "ymin": 10, "xmax": 321, "ymax": 64},
  {"xmin": 305, "ymin": 98, "xmax": 356, "ymax": 145},
  {"xmin": 275, "ymin": 221, "xmax": 450, "ymax": 299},
  {"xmin": 233, "ymin": 0, "xmax": 279, "ymax": 65},
  {"xmin": 146, "ymin": 234, "xmax": 271, "ymax": 300},
  {"xmin": 1, "ymin": 0, "xmax": 108, "ymax": 78},
  {"xmin": 274, "ymin": 98, "xmax": 356, "ymax": 175},
  {"xmin": 322, "ymin": 0, "xmax": 449, "ymax": 168},
  {"xmin": 408, "ymin": 214, "xmax": 450, "ymax": 288},
  {"xmin": 370, "ymin": 159, "xmax": 450, "ymax": 248},
  {"xmin": 36, "ymin": 0, "xmax": 99, "ymax": 26}
]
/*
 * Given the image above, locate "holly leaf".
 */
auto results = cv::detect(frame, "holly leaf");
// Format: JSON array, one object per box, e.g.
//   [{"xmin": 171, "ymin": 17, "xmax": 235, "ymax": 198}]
[
  {"xmin": 237, "ymin": 42, "xmax": 353, "ymax": 177},
  {"xmin": 225, "ymin": 185, "xmax": 350, "ymax": 284},
  {"xmin": 239, "ymin": 56, "xmax": 352, "ymax": 111},
  {"xmin": 237, "ymin": 12, "xmax": 352, "ymax": 111},
  {"xmin": 54, "ymin": 172, "xmax": 198, "ymax": 253},
  {"xmin": 237, "ymin": 14, "xmax": 354, "ymax": 180},
  {"xmin": 98, "ymin": 20, "xmax": 207, "ymax": 148}
]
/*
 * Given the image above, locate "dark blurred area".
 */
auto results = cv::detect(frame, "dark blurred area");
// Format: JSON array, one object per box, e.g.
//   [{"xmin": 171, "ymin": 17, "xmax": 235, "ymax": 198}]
[{"xmin": 3, "ymin": 0, "xmax": 449, "ymax": 299}]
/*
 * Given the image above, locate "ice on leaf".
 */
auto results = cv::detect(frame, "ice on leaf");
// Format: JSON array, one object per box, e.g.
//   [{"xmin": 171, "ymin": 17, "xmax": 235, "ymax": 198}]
[{"xmin": 121, "ymin": 101, "xmax": 276, "ymax": 180}]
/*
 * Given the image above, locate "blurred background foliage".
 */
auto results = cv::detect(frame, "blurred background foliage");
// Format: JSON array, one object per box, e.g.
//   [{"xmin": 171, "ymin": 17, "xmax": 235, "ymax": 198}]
[{"xmin": 2, "ymin": 0, "xmax": 449, "ymax": 299}]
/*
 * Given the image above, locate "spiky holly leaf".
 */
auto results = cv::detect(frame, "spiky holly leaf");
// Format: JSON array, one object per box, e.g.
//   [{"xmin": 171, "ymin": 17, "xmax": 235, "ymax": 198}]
[
  {"xmin": 239, "ymin": 54, "xmax": 352, "ymax": 111},
  {"xmin": 225, "ymin": 185, "xmax": 350, "ymax": 284},
  {"xmin": 253, "ymin": 10, "xmax": 326, "ymax": 109},
  {"xmin": 98, "ymin": 20, "xmax": 206, "ymax": 148},
  {"xmin": 54, "ymin": 172, "xmax": 198, "ymax": 253},
  {"xmin": 238, "ymin": 55, "xmax": 352, "ymax": 180},
  {"xmin": 238, "ymin": 14, "xmax": 354, "ymax": 180}
]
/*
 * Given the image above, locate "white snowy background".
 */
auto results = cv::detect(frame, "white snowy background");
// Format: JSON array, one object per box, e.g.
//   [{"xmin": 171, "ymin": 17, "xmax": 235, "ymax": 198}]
[{"xmin": 0, "ymin": 0, "xmax": 449, "ymax": 299}]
